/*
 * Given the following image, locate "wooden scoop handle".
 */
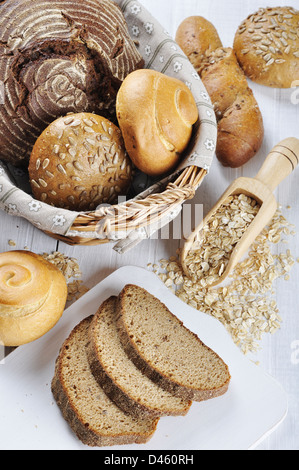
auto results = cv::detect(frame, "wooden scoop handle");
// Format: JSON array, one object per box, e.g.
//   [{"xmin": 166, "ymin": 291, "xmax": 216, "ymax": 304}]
[{"xmin": 255, "ymin": 138, "xmax": 299, "ymax": 192}]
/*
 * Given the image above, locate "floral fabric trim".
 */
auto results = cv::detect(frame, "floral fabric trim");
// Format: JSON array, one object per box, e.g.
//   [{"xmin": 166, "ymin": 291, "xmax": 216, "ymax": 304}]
[{"xmin": 0, "ymin": 0, "xmax": 217, "ymax": 244}]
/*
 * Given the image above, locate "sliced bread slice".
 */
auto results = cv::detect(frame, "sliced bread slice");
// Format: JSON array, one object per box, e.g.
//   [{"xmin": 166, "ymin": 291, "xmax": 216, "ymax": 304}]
[
  {"xmin": 87, "ymin": 297, "xmax": 192, "ymax": 419},
  {"xmin": 51, "ymin": 316, "xmax": 158, "ymax": 447},
  {"xmin": 116, "ymin": 285, "xmax": 231, "ymax": 402}
]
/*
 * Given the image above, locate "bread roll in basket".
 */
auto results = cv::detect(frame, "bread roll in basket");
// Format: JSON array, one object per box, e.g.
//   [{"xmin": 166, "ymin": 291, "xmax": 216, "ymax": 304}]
[{"xmin": 0, "ymin": 0, "xmax": 217, "ymax": 253}]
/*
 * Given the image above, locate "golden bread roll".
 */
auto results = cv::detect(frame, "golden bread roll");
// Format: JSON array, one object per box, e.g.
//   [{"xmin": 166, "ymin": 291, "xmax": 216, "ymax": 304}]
[
  {"xmin": 0, "ymin": 251, "xmax": 67, "ymax": 347},
  {"xmin": 176, "ymin": 16, "xmax": 264, "ymax": 168},
  {"xmin": 176, "ymin": 16, "xmax": 223, "ymax": 70},
  {"xmin": 234, "ymin": 6, "xmax": 299, "ymax": 88},
  {"xmin": 29, "ymin": 113, "xmax": 133, "ymax": 211},
  {"xmin": 116, "ymin": 70, "xmax": 199, "ymax": 177}
]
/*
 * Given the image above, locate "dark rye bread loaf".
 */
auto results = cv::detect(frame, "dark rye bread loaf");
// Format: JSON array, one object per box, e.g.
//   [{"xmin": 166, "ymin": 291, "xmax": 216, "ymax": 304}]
[
  {"xmin": 0, "ymin": 0, "xmax": 144, "ymax": 166},
  {"xmin": 51, "ymin": 316, "xmax": 158, "ymax": 447},
  {"xmin": 116, "ymin": 285, "xmax": 231, "ymax": 402},
  {"xmin": 87, "ymin": 296, "xmax": 192, "ymax": 419}
]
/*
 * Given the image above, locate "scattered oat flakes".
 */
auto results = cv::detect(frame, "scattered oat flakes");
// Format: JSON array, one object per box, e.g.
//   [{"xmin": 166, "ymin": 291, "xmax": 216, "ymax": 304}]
[
  {"xmin": 149, "ymin": 209, "xmax": 296, "ymax": 356},
  {"xmin": 66, "ymin": 280, "xmax": 89, "ymax": 302},
  {"xmin": 8, "ymin": 239, "xmax": 16, "ymax": 247},
  {"xmin": 42, "ymin": 251, "xmax": 89, "ymax": 302}
]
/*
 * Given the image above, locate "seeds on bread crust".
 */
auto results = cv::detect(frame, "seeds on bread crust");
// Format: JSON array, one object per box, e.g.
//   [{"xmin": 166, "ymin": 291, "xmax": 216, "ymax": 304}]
[
  {"xmin": 234, "ymin": 6, "xmax": 299, "ymax": 88},
  {"xmin": 28, "ymin": 113, "xmax": 132, "ymax": 211}
]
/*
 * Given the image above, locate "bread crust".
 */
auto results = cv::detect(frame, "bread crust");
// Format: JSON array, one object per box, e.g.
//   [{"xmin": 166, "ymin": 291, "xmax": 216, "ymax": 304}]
[
  {"xmin": 0, "ymin": 0, "xmax": 144, "ymax": 166},
  {"xmin": 51, "ymin": 316, "xmax": 158, "ymax": 447},
  {"xmin": 234, "ymin": 6, "xmax": 299, "ymax": 88},
  {"xmin": 28, "ymin": 113, "xmax": 132, "ymax": 211},
  {"xmin": 87, "ymin": 298, "xmax": 161, "ymax": 419},
  {"xmin": 116, "ymin": 69, "xmax": 198, "ymax": 177},
  {"xmin": 116, "ymin": 285, "xmax": 231, "ymax": 402},
  {"xmin": 87, "ymin": 296, "xmax": 191, "ymax": 419},
  {"xmin": 0, "ymin": 251, "xmax": 67, "ymax": 346},
  {"xmin": 52, "ymin": 358, "xmax": 107, "ymax": 447},
  {"xmin": 176, "ymin": 16, "xmax": 264, "ymax": 168}
]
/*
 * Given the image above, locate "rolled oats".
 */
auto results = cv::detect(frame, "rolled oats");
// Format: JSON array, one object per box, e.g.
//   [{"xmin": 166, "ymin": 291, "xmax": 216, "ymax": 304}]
[
  {"xmin": 150, "ymin": 208, "xmax": 296, "ymax": 355},
  {"xmin": 184, "ymin": 194, "xmax": 260, "ymax": 287},
  {"xmin": 42, "ymin": 251, "xmax": 89, "ymax": 302}
]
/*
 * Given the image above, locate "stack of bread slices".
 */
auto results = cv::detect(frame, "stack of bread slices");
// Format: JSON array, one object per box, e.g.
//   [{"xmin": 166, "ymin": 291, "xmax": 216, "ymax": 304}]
[{"xmin": 51, "ymin": 284, "xmax": 231, "ymax": 447}]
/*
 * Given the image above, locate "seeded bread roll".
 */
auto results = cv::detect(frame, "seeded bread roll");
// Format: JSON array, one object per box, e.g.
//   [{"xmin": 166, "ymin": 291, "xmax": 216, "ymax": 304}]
[
  {"xmin": 28, "ymin": 113, "xmax": 132, "ymax": 211},
  {"xmin": 176, "ymin": 16, "xmax": 264, "ymax": 168},
  {"xmin": 234, "ymin": 6, "xmax": 299, "ymax": 88},
  {"xmin": 0, "ymin": 0, "xmax": 144, "ymax": 167},
  {"xmin": 0, "ymin": 250, "xmax": 67, "ymax": 346},
  {"xmin": 116, "ymin": 69, "xmax": 199, "ymax": 177}
]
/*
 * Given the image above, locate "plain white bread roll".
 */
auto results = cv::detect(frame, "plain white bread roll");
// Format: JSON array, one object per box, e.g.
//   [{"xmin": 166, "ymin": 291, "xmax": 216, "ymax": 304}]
[
  {"xmin": 116, "ymin": 69, "xmax": 199, "ymax": 177},
  {"xmin": 0, "ymin": 251, "xmax": 67, "ymax": 346}
]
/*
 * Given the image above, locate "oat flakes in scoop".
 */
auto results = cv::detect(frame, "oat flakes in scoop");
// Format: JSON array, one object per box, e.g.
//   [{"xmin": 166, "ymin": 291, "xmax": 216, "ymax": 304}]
[{"xmin": 184, "ymin": 194, "xmax": 260, "ymax": 287}]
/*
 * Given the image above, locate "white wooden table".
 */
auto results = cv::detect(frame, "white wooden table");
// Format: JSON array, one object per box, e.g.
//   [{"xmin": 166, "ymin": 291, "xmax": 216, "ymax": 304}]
[{"xmin": 1, "ymin": 0, "xmax": 299, "ymax": 450}]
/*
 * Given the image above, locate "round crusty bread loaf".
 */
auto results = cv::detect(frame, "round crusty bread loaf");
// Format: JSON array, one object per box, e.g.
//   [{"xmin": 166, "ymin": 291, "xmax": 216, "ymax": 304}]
[
  {"xmin": 234, "ymin": 6, "xmax": 299, "ymax": 88},
  {"xmin": 0, "ymin": 250, "xmax": 67, "ymax": 346},
  {"xmin": 116, "ymin": 69, "xmax": 199, "ymax": 177},
  {"xmin": 28, "ymin": 113, "xmax": 133, "ymax": 211},
  {"xmin": 0, "ymin": 0, "xmax": 144, "ymax": 167}
]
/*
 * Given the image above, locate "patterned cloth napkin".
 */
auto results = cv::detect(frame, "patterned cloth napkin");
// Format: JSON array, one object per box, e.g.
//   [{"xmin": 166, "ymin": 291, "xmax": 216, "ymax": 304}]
[{"xmin": 0, "ymin": 0, "xmax": 217, "ymax": 252}]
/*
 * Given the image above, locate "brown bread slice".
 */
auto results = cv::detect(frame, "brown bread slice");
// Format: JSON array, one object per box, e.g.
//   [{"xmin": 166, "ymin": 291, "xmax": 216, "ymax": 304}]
[
  {"xmin": 116, "ymin": 285, "xmax": 231, "ymax": 402},
  {"xmin": 87, "ymin": 297, "xmax": 192, "ymax": 419},
  {"xmin": 51, "ymin": 316, "xmax": 158, "ymax": 447}
]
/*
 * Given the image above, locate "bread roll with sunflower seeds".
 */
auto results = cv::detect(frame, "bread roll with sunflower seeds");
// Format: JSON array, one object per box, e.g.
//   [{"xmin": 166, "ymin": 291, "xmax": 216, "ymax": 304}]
[
  {"xmin": 234, "ymin": 6, "xmax": 299, "ymax": 88},
  {"xmin": 28, "ymin": 113, "xmax": 132, "ymax": 211}
]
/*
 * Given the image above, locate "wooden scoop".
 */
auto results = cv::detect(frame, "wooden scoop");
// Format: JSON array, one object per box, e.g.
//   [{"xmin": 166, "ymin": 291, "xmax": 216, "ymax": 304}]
[{"xmin": 181, "ymin": 138, "xmax": 299, "ymax": 287}]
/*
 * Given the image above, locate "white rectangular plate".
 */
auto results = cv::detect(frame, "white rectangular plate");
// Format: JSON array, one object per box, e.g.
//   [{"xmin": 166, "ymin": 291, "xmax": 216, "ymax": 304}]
[{"xmin": 0, "ymin": 266, "xmax": 287, "ymax": 450}]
